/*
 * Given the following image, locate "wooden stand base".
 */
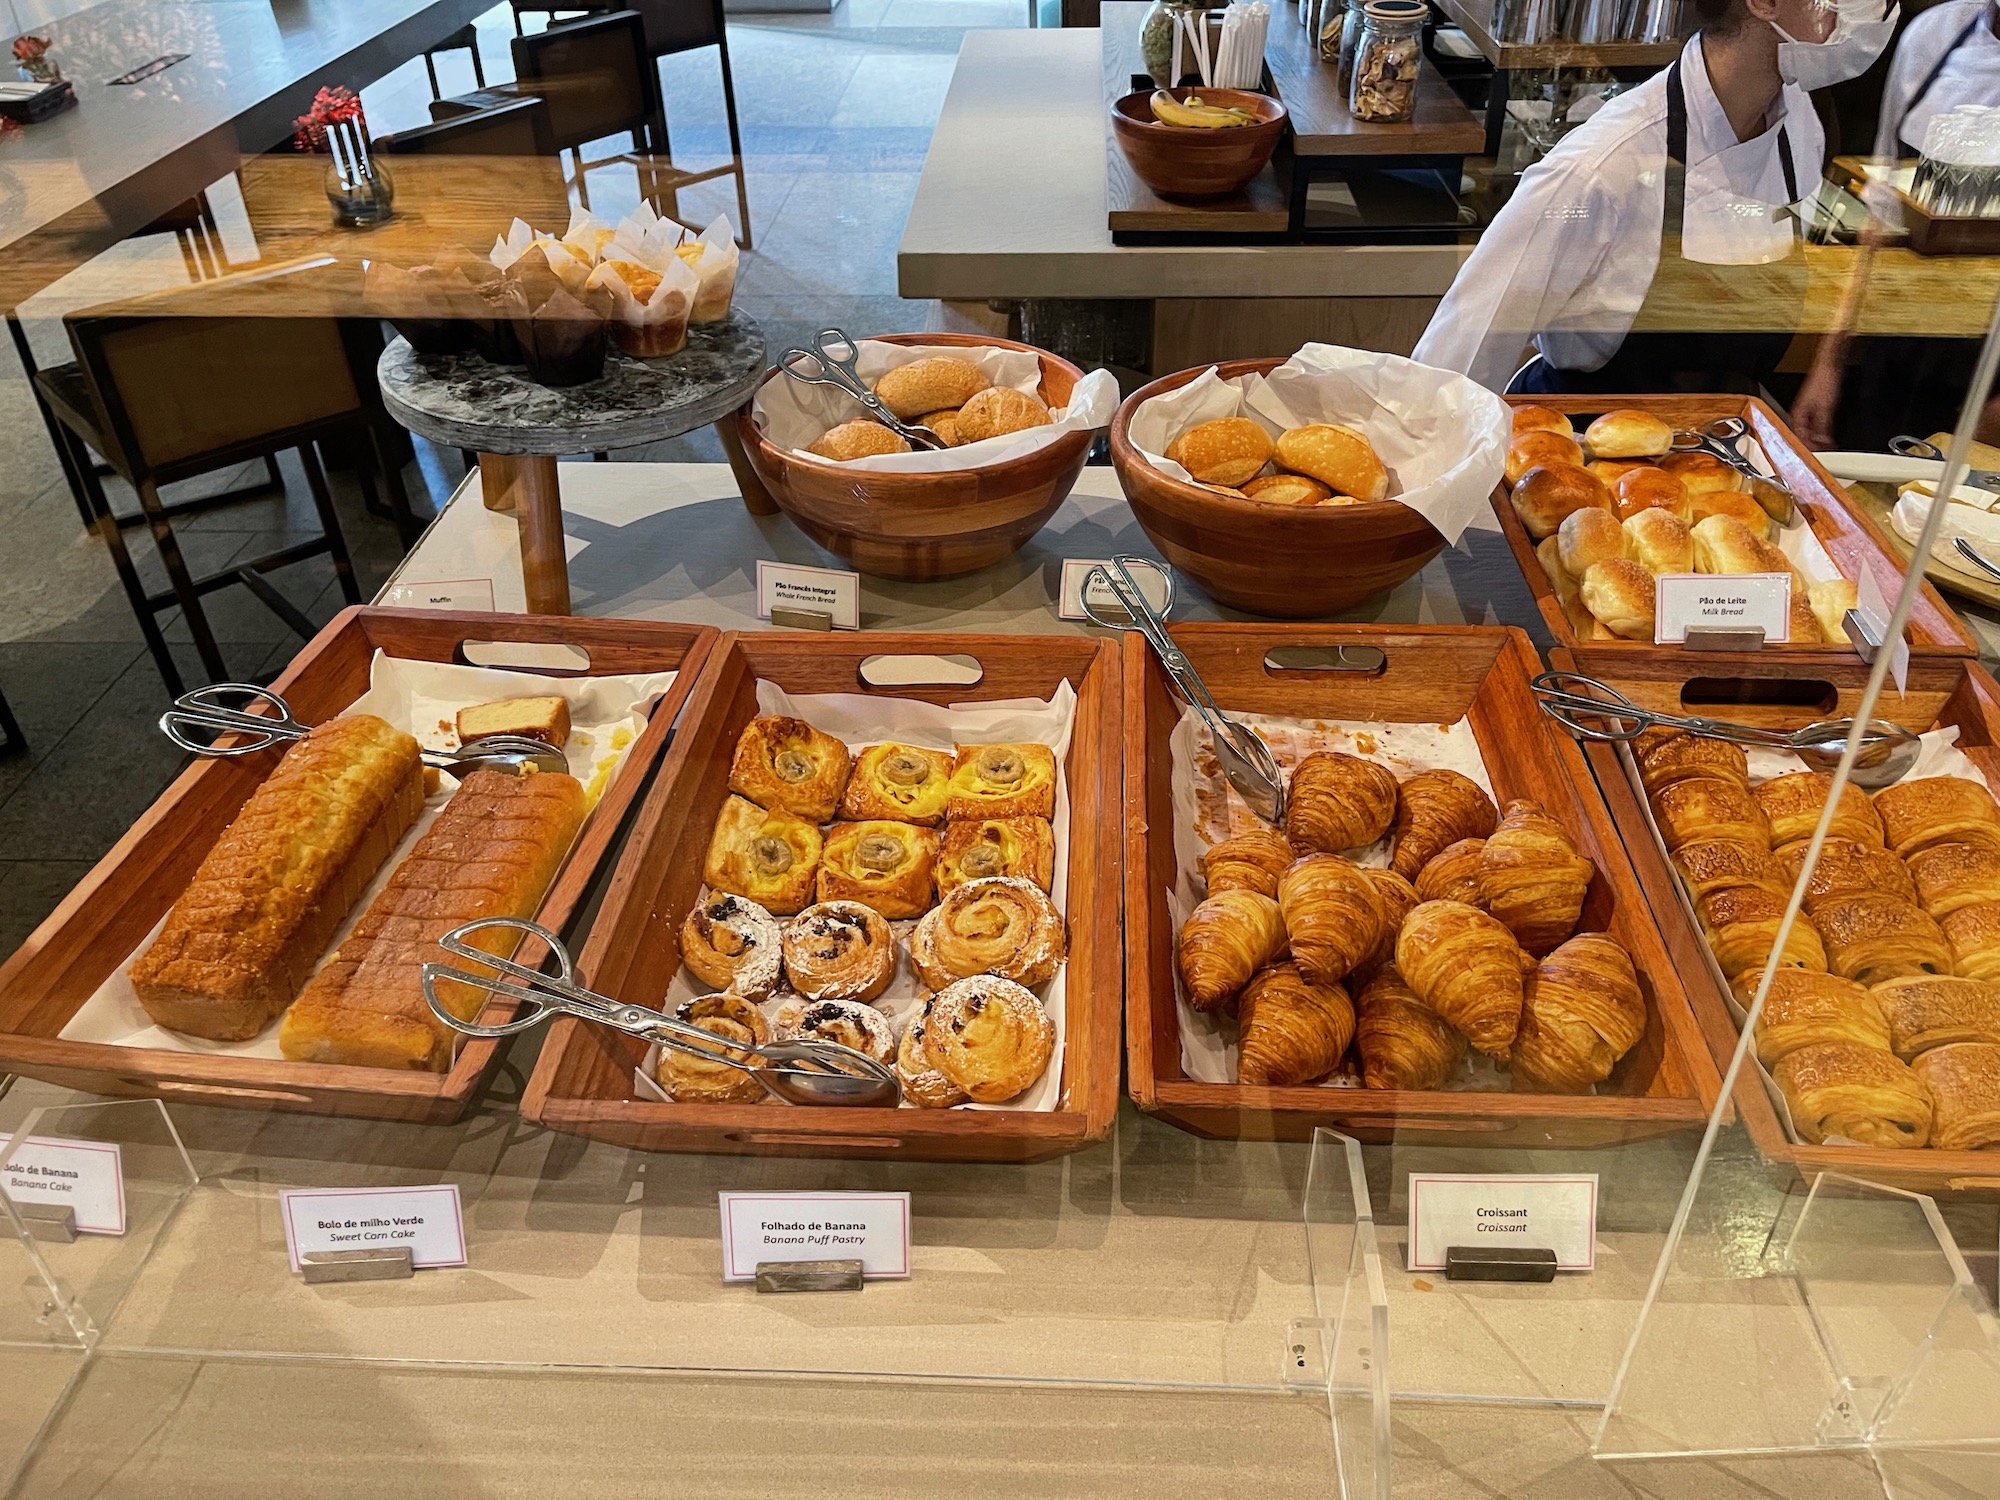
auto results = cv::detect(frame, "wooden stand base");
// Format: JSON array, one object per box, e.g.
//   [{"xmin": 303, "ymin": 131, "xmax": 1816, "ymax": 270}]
[
  {"xmin": 477, "ymin": 452, "xmax": 571, "ymax": 614},
  {"xmin": 718, "ymin": 404, "xmax": 779, "ymax": 517}
]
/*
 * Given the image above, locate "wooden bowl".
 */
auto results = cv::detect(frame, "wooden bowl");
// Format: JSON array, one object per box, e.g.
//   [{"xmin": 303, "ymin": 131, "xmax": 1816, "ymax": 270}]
[
  {"xmin": 1109, "ymin": 358, "xmax": 1447, "ymax": 618},
  {"xmin": 1109, "ymin": 87, "xmax": 1287, "ymax": 199},
  {"xmin": 734, "ymin": 333, "xmax": 1093, "ymax": 582}
]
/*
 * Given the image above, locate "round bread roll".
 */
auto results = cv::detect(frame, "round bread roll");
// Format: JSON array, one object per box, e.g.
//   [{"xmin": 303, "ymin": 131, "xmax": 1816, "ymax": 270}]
[
  {"xmin": 1241, "ymin": 472, "xmax": 1332, "ymax": 506},
  {"xmin": 1588, "ymin": 458, "xmax": 1658, "ymax": 489},
  {"xmin": 1506, "ymin": 430, "xmax": 1586, "ymax": 486},
  {"xmin": 1556, "ymin": 505, "xmax": 1624, "ymax": 578},
  {"xmin": 1688, "ymin": 488, "xmax": 1772, "ymax": 536},
  {"xmin": 1584, "ymin": 408, "xmax": 1675, "ymax": 459},
  {"xmin": 873, "ymin": 356, "xmax": 990, "ymax": 419},
  {"xmin": 1623, "ymin": 507, "xmax": 1693, "ymax": 574},
  {"xmin": 1274, "ymin": 423, "xmax": 1390, "ymax": 502},
  {"xmin": 1166, "ymin": 417, "xmax": 1276, "ymax": 487},
  {"xmin": 917, "ymin": 408, "xmax": 964, "ymax": 446},
  {"xmin": 1691, "ymin": 513, "xmax": 1787, "ymax": 575},
  {"xmin": 1512, "ymin": 404, "xmax": 1574, "ymax": 439},
  {"xmin": 1788, "ymin": 591, "xmax": 1825, "ymax": 644},
  {"xmin": 1660, "ymin": 450, "xmax": 1745, "ymax": 494},
  {"xmin": 1579, "ymin": 557, "xmax": 1657, "ymax": 639},
  {"xmin": 956, "ymin": 386, "xmax": 1052, "ymax": 443},
  {"xmin": 1510, "ymin": 462, "xmax": 1612, "ymax": 541},
  {"xmin": 1614, "ymin": 465, "xmax": 1688, "ymax": 521},
  {"xmin": 808, "ymin": 419, "xmax": 911, "ymax": 461}
]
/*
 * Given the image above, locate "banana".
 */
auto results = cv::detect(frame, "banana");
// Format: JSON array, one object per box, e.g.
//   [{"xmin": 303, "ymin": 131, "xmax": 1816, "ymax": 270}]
[{"xmin": 1148, "ymin": 89, "xmax": 1256, "ymax": 129}]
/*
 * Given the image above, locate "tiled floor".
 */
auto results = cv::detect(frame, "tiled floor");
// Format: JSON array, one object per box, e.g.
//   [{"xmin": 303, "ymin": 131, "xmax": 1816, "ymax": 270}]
[{"xmin": 0, "ymin": 0, "xmax": 1027, "ymax": 955}]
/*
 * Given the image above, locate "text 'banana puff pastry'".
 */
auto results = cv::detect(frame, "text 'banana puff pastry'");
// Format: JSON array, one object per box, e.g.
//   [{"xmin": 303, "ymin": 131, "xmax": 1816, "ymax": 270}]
[
  {"xmin": 838, "ymin": 742, "xmax": 952, "ymax": 826},
  {"xmin": 703, "ymin": 794, "xmax": 822, "ymax": 915},
  {"xmin": 948, "ymin": 742, "xmax": 1057, "ymax": 821},
  {"xmin": 780, "ymin": 900, "xmax": 896, "ymax": 1003},
  {"xmin": 922, "ymin": 975, "xmax": 1054, "ymax": 1103},
  {"xmin": 817, "ymin": 819, "xmax": 938, "ymax": 919},
  {"xmin": 728, "ymin": 715, "xmax": 852, "ymax": 823},
  {"xmin": 937, "ymin": 816, "xmax": 1056, "ymax": 895}
]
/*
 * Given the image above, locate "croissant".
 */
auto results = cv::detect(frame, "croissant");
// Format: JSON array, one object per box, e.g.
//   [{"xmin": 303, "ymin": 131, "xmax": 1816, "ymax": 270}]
[
  {"xmin": 1512, "ymin": 934, "xmax": 1646, "ymax": 1093},
  {"xmin": 1633, "ymin": 728, "xmax": 1749, "ymax": 797},
  {"xmin": 1354, "ymin": 964, "xmax": 1467, "ymax": 1090},
  {"xmin": 1906, "ymin": 840, "xmax": 2000, "ymax": 919},
  {"xmin": 1813, "ymin": 894, "xmax": 1953, "ymax": 986},
  {"xmin": 1237, "ymin": 963, "xmax": 1355, "ymax": 1086},
  {"xmin": 1176, "ymin": 889, "xmax": 1286, "ymax": 1012},
  {"xmin": 1389, "ymin": 769, "xmax": 1498, "ymax": 880},
  {"xmin": 1199, "ymin": 827, "xmax": 1296, "ymax": 899},
  {"xmin": 1286, "ymin": 751, "xmax": 1398, "ymax": 855},
  {"xmin": 1652, "ymin": 775, "xmax": 1770, "ymax": 855},
  {"xmin": 1396, "ymin": 899, "xmax": 1528, "ymax": 1059},
  {"xmin": 1414, "ymin": 838, "xmax": 1487, "ymax": 907},
  {"xmin": 1754, "ymin": 771, "xmax": 1885, "ymax": 855},
  {"xmin": 1773, "ymin": 1042, "xmax": 1933, "ymax": 1149},
  {"xmin": 1778, "ymin": 838, "xmax": 1917, "ymax": 915},
  {"xmin": 1909, "ymin": 1042, "xmax": 2000, "ymax": 1150},
  {"xmin": 1696, "ymin": 886, "xmax": 1827, "ymax": 979},
  {"xmin": 1873, "ymin": 775, "xmax": 2000, "ymax": 858},
  {"xmin": 1942, "ymin": 900, "xmax": 2000, "ymax": 981},
  {"xmin": 1478, "ymin": 799, "xmax": 1594, "ymax": 955},
  {"xmin": 1732, "ymin": 969, "xmax": 1889, "ymax": 1066},
  {"xmin": 1671, "ymin": 839, "xmax": 1790, "ymax": 902},
  {"xmin": 1870, "ymin": 975, "xmax": 2000, "ymax": 1060},
  {"xmin": 1278, "ymin": 855, "xmax": 1386, "ymax": 986}
]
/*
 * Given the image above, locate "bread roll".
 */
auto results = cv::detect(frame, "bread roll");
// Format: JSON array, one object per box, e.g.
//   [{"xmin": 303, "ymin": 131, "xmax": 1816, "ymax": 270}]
[
  {"xmin": 1557, "ymin": 506, "xmax": 1625, "ymax": 577},
  {"xmin": 1538, "ymin": 537, "xmax": 1593, "ymax": 635},
  {"xmin": 1613, "ymin": 466, "xmax": 1688, "ymax": 521},
  {"xmin": 809, "ymin": 419, "xmax": 909, "ymax": 461},
  {"xmin": 918, "ymin": 409, "xmax": 964, "ymax": 446},
  {"xmin": 1589, "ymin": 458, "xmax": 1657, "ymax": 488},
  {"xmin": 1584, "ymin": 408, "xmax": 1674, "ymax": 459},
  {"xmin": 1788, "ymin": 592, "xmax": 1825, "ymax": 644},
  {"xmin": 956, "ymin": 386, "xmax": 1051, "ymax": 442},
  {"xmin": 1512, "ymin": 404, "xmax": 1574, "ymax": 439},
  {"xmin": 1505, "ymin": 430, "xmax": 1585, "ymax": 486},
  {"xmin": 1691, "ymin": 513, "xmax": 1787, "ymax": 575},
  {"xmin": 1511, "ymin": 462, "xmax": 1612, "ymax": 541},
  {"xmin": 1579, "ymin": 557, "xmax": 1657, "ymax": 639},
  {"xmin": 1809, "ymin": 580, "xmax": 1857, "ymax": 644},
  {"xmin": 1660, "ymin": 450, "xmax": 1744, "ymax": 494},
  {"xmin": 1167, "ymin": 417, "xmax": 1274, "ymax": 487},
  {"xmin": 1623, "ymin": 507, "xmax": 1693, "ymax": 574},
  {"xmin": 873, "ymin": 356, "xmax": 989, "ymax": 419},
  {"xmin": 1688, "ymin": 489, "xmax": 1773, "ymax": 536},
  {"xmin": 1241, "ymin": 472, "xmax": 1332, "ymax": 506},
  {"xmin": 1275, "ymin": 424, "xmax": 1390, "ymax": 501}
]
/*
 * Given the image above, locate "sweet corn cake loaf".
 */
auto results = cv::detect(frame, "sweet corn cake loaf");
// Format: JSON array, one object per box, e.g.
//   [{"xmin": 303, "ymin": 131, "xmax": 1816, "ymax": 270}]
[
  {"xmin": 278, "ymin": 768, "xmax": 585, "ymax": 1071},
  {"xmin": 129, "ymin": 715, "xmax": 425, "ymax": 1041}
]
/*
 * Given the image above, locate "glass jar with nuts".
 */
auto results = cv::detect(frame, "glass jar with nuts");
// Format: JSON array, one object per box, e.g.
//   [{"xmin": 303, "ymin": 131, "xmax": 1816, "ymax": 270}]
[{"xmin": 1348, "ymin": 0, "xmax": 1426, "ymax": 125}]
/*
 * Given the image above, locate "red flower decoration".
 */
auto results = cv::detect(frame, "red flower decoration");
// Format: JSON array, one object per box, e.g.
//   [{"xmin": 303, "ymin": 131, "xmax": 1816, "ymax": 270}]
[
  {"xmin": 291, "ymin": 85, "xmax": 369, "ymax": 154},
  {"xmin": 13, "ymin": 35, "xmax": 51, "ymax": 62}
]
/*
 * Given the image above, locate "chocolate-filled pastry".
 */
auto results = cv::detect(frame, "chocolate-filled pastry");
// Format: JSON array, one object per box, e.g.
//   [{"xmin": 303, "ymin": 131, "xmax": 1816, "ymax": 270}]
[
  {"xmin": 1780, "ymin": 838, "xmax": 1917, "ymax": 915},
  {"xmin": 936, "ymin": 816, "xmax": 1055, "ymax": 895},
  {"xmin": 1774, "ymin": 1042, "xmax": 1933, "ymax": 1148},
  {"xmin": 1943, "ymin": 900, "xmax": 2000, "ymax": 980},
  {"xmin": 1177, "ymin": 889, "xmax": 1286, "ymax": 1012},
  {"xmin": 1390, "ymin": 769, "xmax": 1498, "ymax": 880},
  {"xmin": 702, "ymin": 795, "xmax": 822, "ymax": 916},
  {"xmin": 1735, "ymin": 969, "xmax": 1889, "ymax": 1066},
  {"xmin": 1278, "ymin": 855, "xmax": 1386, "ymax": 986},
  {"xmin": 1909, "ymin": 1042, "xmax": 2000, "ymax": 1149},
  {"xmin": 948, "ymin": 742, "xmax": 1058, "ymax": 821},
  {"xmin": 1237, "ymin": 963, "xmax": 1354, "ymax": 1087},
  {"xmin": 657, "ymin": 993, "xmax": 770, "ymax": 1104},
  {"xmin": 1414, "ymin": 838, "xmax": 1487, "ymax": 907},
  {"xmin": 1396, "ymin": 899, "xmax": 1528, "ymax": 1059},
  {"xmin": 1653, "ymin": 775, "xmax": 1771, "ymax": 854},
  {"xmin": 838, "ymin": 742, "xmax": 953, "ymax": 826},
  {"xmin": 728, "ymin": 715, "xmax": 851, "ymax": 822},
  {"xmin": 780, "ymin": 900, "xmax": 896, "ymax": 1003},
  {"xmin": 817, "ymin": 820, "xmax": 939, "ymax": 919},
  {"xmin": 1354, "ymin": 965, "xmax": 1467, "ymax": 1090},
  {"xmin": 1633, "ymin": 729, "xmax": 1750, "ymax": 797},
  {"xmin": 922, "ymin": 975, "xmax": 1054, "ymax": 1103},
  {"xmin": 679, "ymin": 893, "xmax": 784, "ymax": 1001},
  {"xmin": 1696, "ymin": 885, "xmax": 1827, "ymax": 979},
  {"xmin": 1871, "ymin": 975, "xmax": 2000, "ymax": 1060},
  {"xmin": 1479, "ymin": 799, "xmax": 1594, "ymax": 954},
  {"xmin": 1512, "ymin": 933, "xmax": 1646, "ymax": 1093},
  {"xmin": 1906, "ymin": 839, "xmax": 2000, "ymax": 919},
  {"xmin": 1200, "ymin": 826, "xmax": 1296, "ymax": 899},
  {"xmin": 897, "ymin": 998, "xmax": 970, "ymax": 1109},
  {"xmin": 772, "ymin": 993, "xmax": 896, "ymax": 1065},
  {"xmin": 1286, "ymin": 751, "xmax": 1398, "ymax": 854},
  {"xmin": 911, "ymin": 876, "xmax": 1065, "ymax": 992},
  {"xmin": 1671, "ymin": 839, "xmax": 1790, "ymax": 902},
  {"xmin": 1813, "ymin": 894, "xmax": 1953, "ymax": 985},
  {"xmin": 1874, "ymin": 775, "xmax": 2000, "ymax": 858},
  {"xmin": 1754, "ymin": 771, "xmax": 1885, "ymax": 854},
  {"xmin": 1355, "ymin": 867, "xmax": 1419, "ymax": 984}
]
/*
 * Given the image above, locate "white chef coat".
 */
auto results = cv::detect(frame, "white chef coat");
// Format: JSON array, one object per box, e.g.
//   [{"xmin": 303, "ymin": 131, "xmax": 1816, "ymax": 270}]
[
  {"xmin": 1411, "ymin": 37, "xmax": 1823, "ymax": 395},
  {"xmin": 1874, "ymin": 0, "xmax": 2000, "ymax": 154}
]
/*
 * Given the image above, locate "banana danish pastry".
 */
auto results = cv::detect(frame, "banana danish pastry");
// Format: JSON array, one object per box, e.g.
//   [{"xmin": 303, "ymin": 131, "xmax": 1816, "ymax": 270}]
[
  {"xmin": 937, "ymin": 816, "xmax": 1055, "ymax": 894},
  {"xmin": 947, "ymin": 742, "xmax": 1057, "ymax": 821},
  {"xmin": 703, "ymin": 795, "xmax": 822, "ymax": 915},
  {"xmin": 838, "ymin": 742, "xmax": 952, "ymax": 826},
  {"xmin": 728, "ymin": 715, "xmax": 851, "ymax": 822},
  {"xmin": 817, "ymin": 819, "xmax": 939, "ymax": 919}
]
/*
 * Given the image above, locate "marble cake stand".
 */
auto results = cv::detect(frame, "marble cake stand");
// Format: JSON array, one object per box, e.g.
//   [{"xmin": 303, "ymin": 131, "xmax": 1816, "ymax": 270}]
[{"xmin": 378, "ymin": 310, "xmax": 766, "ymax": 614}]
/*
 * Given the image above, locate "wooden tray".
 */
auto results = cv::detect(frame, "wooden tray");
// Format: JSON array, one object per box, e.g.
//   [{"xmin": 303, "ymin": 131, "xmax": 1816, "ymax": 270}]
[
  {"xmin": 1494, "ymin": 393, "xmax": 1978, "ymax": 662},
  {"xmin": 1125, "ymin": 623, "xmax": 1720, "ymax": 1146},
  {"xmin": 520, "ymin": 630, "xmax": 1123, "ymax": 1162},
  {"xmin": 0, "ymin": 608, "xmax": 715, "ymax": 1125},
  {"xmin": 1555, "ymin": 644, "xmax": 2000, "ymax": 1195}
]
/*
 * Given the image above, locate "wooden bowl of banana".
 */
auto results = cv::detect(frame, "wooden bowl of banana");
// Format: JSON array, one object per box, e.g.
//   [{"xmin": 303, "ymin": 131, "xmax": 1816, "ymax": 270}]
[{"xmin": 1110, "ymin": 87, "xmax": 1287, "ymax": 200}]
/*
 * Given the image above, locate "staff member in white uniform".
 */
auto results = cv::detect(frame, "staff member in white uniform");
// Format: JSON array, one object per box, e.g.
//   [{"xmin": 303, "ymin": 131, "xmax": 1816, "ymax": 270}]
[
  {"xmin": 1876, "ymin": 0, "xmax": 2000, "ymax": 154},
  {"xmin": 1412, "ymin": 0, "xmax": 1896, "ymax": 397}
]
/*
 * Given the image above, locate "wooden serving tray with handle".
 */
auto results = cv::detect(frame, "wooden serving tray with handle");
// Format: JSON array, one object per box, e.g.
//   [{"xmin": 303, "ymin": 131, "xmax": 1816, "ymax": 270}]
[
  {"xmin": 1125, "ymin": 623, "xmax": 1720, "ymax": 1146},
  {"xmin": 0, "ymin": 607, "xmax": 716, "ymax": 1125},
  {"xmin": 519, "ymin": 630, "xmax": 1123, "ymax": 1163}
]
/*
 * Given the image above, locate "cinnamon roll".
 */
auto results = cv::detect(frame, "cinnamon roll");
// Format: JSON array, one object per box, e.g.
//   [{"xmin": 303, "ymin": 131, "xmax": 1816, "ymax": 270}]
[
  {"xmin": 656, "ymin": 993, "xmax": 770, "ymax": 1104},
  {"xmin": 947, "ymin": 742, "xmax": 1058, "ymax": 821},
  {"xmin": 937, "ymin": 816, "xmax": 1055, "ymax": 895},
  {"xmin": 678, "ymin": 893, "xmax": 783, "ymax": 1001},
  {"xmin": 839, "ymin": 742, "xmax": 953, "ymax": 826},
  {"xmin": 727, "ymin": 715, "xmax": 851, "ymax": 822},
  {"xmin": 922, "ymin": 974, "xmax": 1055, "ymax": 1103},
  {"xmin": 781, "ymin": 900, "xmax": 896, "ymax": 1002},
  {"xmin": 896, "ymin": 997, "xmax": 970, "ymax": 1109},
  {"xmin": 911, "ymin": 876, "xmax": 1065, "ymax": 993},
  {"xmin": 817, "ymin": 819, "xmax": 939, "ymax": 919},
  {"xmin": 772, "ymin": 994, "xmax": 896, "ymax": 1065}
]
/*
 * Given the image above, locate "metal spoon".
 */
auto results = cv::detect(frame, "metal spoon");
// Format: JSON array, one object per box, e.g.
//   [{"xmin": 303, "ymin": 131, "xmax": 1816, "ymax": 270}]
[
  {"xmin": 161, "ymin": 683, "xmax": 569, "ymax": 776},
  {"xmin": 1531, "ymin": 671, "xmax": 1922, "ymax": 788},
  {"xmin": 421, "ymin": 917, "xmax": 901, "ymax": 1109}
]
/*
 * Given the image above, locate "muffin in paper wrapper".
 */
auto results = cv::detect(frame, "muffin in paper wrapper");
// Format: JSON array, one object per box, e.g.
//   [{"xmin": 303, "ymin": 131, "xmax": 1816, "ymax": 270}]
[
  {"xmin": 364, "ymin": 260, "xmax": 474, "ymax": 354},
  {"xmin": 560, "ymin": 207, "xmax": 616, "ymax": 267},
  {"xmin": 608, "ymin": 204, "xmax": 737, "ymax": 324},
  {"xmin": 585, "ymin": 251, "xmax": 698, "ymax": 359},
  {"xmin": 489, "ymin": 217, "xmax": 593, "ymax": 292},
  {"xmin": 513, "ymin": 285, "xmax": 611, "ymax": 388}
]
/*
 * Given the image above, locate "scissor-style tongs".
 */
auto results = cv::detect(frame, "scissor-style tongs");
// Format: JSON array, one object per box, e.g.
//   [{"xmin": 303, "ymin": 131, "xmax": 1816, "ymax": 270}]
[
  {"xmin": 776, "ymin": 328, "xmax": 948, "ymax": 451},
  {"xmin": 1670, "ymin": 416, "xmax": 1795, "ymax": 520}
]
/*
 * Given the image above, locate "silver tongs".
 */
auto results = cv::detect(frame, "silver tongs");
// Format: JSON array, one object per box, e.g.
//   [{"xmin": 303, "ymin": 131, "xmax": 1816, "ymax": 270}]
[
  {"xmin": 777, "ymin": 328, "xmax": 948, "ymax": 451},
  {"xmin": 1531, "ymin": 670, "xmax": 1921, "ymax": 788},
  {"xmin": 1670, "ymin": 416, "xmax": 1794, "ymax": 522},
  {"xmin": 420, "ymin": 917, "xmax": 901, "ymax": 1107},
  {"xmin": 1081, "ymin": 556, "xmax": 1287, "ymax": 824},
  {"xmin": 161, "ymin": 683, "xmax": 568, "ymax": 776}
]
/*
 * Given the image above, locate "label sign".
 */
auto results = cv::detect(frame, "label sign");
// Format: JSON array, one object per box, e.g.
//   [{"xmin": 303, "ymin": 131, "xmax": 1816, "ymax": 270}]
[
  {"xmin": 2, "ymin": 1137, "xmax": 126, "ymax": 1236},
  {"xmin": 719, "ymin": 1191, "xmax": 910, "ymax": 1281},
  {"xmin": 1059, "ymin": 557, "xmax": 1172, "ymax": 622},
  {"xmin": 279, "ymin": 1185, "xmax": 467, "ymax": 1273},
  {"xmin": 379, "ymin": 577, "xmax": 496, "ymax": 612},
  {"xmin": 756, "ymin": 561, "xmax": 861, "ymax": 630},
  {"xmin": 1654, "ymin": 572, "xmax": 1791, "ymax": 644},
  {"xmin": 1406, "ymin": 1173, "xmax": 1597, "ymax": 1273}
]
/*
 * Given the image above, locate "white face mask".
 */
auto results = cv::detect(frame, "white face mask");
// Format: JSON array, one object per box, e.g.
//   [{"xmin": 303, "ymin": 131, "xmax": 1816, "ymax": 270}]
[{"xmin": 1774, "ymin": 0, "xmax": 1899, "ymax": 90}]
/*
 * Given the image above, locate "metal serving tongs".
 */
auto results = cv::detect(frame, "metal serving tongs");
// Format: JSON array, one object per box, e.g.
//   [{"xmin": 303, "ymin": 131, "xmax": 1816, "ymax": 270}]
[
  {"xmin": 421, "ymin": 917, "xmax": 901, "ymax": 1107},
  {"xmin": 777, "ymin": 328, "xmax": 948, "ymax": 451},
  {"xmin": 1530, "ymin": 670, "xmax": 1922, "ymax": 788},
  {"xmin": 160, "ymin": 683, "xmax": 568, "ymax": 776},
  {"xmin": 1670, "ymin": 416, "xmax": 1795, "ymax": 522},
  {"xmin": 1081, "ymin": 556, "xmax": 1287, "ymax": 824}
]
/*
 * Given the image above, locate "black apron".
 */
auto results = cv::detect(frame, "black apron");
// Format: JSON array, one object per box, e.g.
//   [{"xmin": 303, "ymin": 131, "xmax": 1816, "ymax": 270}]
[
  {"xmin": 1894, "ymin": 13, "xmax": 1983, "ymax": 150},
  {"xmin": 1510, "ymin": 62, "xmax": 1808, "ymax": 397}
]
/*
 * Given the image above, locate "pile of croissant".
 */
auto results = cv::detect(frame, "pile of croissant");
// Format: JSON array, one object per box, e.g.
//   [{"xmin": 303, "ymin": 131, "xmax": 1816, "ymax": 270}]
[
  {"xmin": 1642, "ymin": 728, "xmax": 2000, "ymax": 1150},
  {"xmin": 1174, "ymin": 752, "xmax": 1648, "ymax": 1094}
]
